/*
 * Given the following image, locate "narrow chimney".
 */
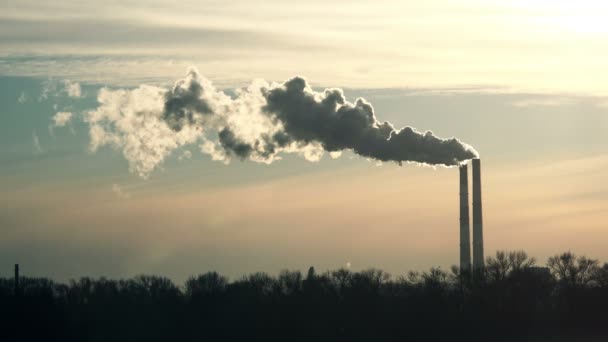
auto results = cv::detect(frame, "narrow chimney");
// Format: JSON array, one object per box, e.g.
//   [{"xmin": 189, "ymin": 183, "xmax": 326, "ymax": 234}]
[
  {"xmin": 459, "ymin": 164, "xmax": 471, "ymax": 274},
  {"xmin": 472, "ymin": 159, "xmax": 484, "ymax": 272},
  {"xmin": 14, "ymin": 264, "xmax": 20, "ymax": 296}
]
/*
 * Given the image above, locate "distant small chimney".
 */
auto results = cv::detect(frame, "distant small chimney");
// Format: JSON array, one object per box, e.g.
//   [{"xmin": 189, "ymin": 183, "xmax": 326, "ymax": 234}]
[
  {"xmin": 14, "ymin": 264, "xmax": 20, "ymax": 296},
  {"xmin": 459, "ymin": 164, "xmax": 471, "ymax": 274},
  {"xmin": 472, "ymin": 159, "xmax": 484, "ymax": 272}
]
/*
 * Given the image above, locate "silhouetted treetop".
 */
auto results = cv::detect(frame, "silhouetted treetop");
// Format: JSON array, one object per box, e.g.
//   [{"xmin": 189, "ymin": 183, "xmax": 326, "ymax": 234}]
[{"xmin": 3, "ymin": 250, "xmax": 608, "ymax": 342}]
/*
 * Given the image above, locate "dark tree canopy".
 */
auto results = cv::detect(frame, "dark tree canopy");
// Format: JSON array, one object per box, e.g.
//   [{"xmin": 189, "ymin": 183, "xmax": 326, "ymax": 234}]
[{"xmin": 3, "ymin": 250, "xmax": 608, "ymax": 342}]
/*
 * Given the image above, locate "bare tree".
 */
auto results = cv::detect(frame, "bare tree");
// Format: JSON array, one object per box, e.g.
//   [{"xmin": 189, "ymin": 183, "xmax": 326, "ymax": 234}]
[
  {"xmin": 486, "ymin": 251, "xmax": 510, "ymax": 282},
  {"xmin": 422, "ymin": 267, "xmax": 450, "ymax": 290},
  {"xmin": 547, "ymin": 252, "xmax": 600, "ymax": 288},
  {"xmin": 330, "ymin": 268, "xmax": 352, "ymax": 295},
  {"xmin": 596, "ymin": 263, "xmax": 608, "ymax": 288},
  {"xmin": 509, "ymin": 250, "xmax": 536, "ymax": 271},
  {"xmin": 486, "ymin": 250, "xmax": 536, "ymax": 282},
  {"xmin": 277, "ymin": 270, "xmax": 302, "ymax": 295},
  {"xmin": 185, "ymin": 272, "xmax": 228, "ymax": 298}
]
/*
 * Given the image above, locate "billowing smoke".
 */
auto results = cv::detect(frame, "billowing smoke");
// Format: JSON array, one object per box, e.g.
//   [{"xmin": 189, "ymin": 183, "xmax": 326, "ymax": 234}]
[{"xmin": 85, "ymin": 68, "xmax": 478, "ymax": 178}]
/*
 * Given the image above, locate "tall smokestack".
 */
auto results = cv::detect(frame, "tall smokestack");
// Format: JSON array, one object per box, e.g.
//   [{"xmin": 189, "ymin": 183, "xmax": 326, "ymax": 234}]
[
  {"xmin": 472, "ymin": 158, "xmax": 484, "ymax": 272},
  {"xmin": 459, "ymin": 164, "xmax": 471, "ymax": 274}
]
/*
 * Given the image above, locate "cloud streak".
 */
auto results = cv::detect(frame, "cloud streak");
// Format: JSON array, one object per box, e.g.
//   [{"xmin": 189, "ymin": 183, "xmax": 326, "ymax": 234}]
[
  {"xmin": 32, "ymin": 130, "xmax": 42, "ymax": 153},
  {"xmin": 112, "ymin": 183, "xmax": 131, "ymax": 199},
  {"xmin": 84, "ymin": 68, "xmax": 478, "ymax": 178}
]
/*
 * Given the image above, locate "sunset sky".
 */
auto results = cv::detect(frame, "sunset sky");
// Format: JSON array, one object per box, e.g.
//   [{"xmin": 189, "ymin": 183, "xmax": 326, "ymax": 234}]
[{"xmin": 1, "ymin": 0, "xmax": 607, "ymax": 282}]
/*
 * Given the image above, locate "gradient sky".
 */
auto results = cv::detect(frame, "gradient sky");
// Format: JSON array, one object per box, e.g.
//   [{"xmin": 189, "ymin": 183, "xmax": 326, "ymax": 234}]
[{"xmin": 1, "ymin": 0, "xmax": 607, "ymax": 282}]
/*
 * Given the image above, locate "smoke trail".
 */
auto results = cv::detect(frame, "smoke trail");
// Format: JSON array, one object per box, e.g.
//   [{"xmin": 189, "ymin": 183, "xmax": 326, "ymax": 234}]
[{"xmin": 85, "ymin": 68, "xmax": 478, "ymax": 178}]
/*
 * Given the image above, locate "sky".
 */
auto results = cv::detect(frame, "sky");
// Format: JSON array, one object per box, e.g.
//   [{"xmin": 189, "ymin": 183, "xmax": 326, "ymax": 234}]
[{"xmin": 0, "ymin": 0, "xmax": 607, "ymax": 282}]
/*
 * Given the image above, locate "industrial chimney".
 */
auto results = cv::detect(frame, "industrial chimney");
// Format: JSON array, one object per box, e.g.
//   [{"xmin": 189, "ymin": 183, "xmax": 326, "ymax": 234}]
[
  {"xmin": 472, "ymin": 159, "xmax": 484, "ymax": 272},
  {"xmin": 459, "ymin": 164, "xmax": 471, "ymax": 274}
]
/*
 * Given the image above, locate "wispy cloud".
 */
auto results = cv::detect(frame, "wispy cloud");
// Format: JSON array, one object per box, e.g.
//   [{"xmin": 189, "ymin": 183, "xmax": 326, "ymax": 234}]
[
  {"xmin": 111, "ymin": 183, "xmax": 131, "ymax": 199},
  {"xmin": 596, "ymin": 100, "xmax": 608, "ymax": 109},
  {"xmin": 178, "ymin": 150, "xmax": 192, "ymax": 161},
  {"xmin": 32, "ymin": 130, "xmax": 42, "ymax": 153},
  {"xmin": 38, "ymin": 79, "xmax": 82, "ymax": 101},
  {"xmin": 64, "ymin": 80, "xmax": 81, "ymax": 98},
  {"xmin": 1, "ymin": 1, "xmax": 607, "ymax": 93},
  {"xmin": 511, "ymin": 95, "xmax": 608, "ymax": 109},
  {"xmin": 51, "ymin": 111, "xmax": 73, "ymax": 127},
  {"xmin": 17, "ymin": 91, "xmax": 26, "ymax": 103},
  {"xmin": 49, "ymin": 111, "xmax": 75, "ymax": 136},
  {"xmin": 511, "ymin": 98, "xmax": 577, "ymax": 108}
]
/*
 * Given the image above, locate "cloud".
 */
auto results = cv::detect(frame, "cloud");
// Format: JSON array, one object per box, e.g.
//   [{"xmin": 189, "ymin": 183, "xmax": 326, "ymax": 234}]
[
  {"xmin": 262, "ymin": 77, "xmax": 478, "ymax": 166},
  {"xmin": 64, "ymin": 80, "xmax": 82, "ymax": 98},
  {"xmin": 162, "ymin": 68, "xmax": 218, "ymax": 130},
  {"xmin": 329, "ymin": 151, "xmax": 342, "ymax": 159},
  {"xmin": 3, "ymin": 1, "xmax": 608, "ymax": 95},
  {"xmin": 111, "ymin": 183, "xmax": 131, "ymax": 199},
  {"xmin": 511, "ymin": 97, "xmax": 576, "ymax": 108},
  {"xmin": 17, "ymin": 92, "xmax": 27, "ymax": 104},
  {"xmin": 83, "ymin": 68, "xmax": 478, "ymax": 178},
  {"xmin": 32, "ymin": 131, "xmax": 42, "ymax": 153},
  {"xmin": 39, "ymin": 79, "xmax": 82, "ymax": 101},
  {"xmin": 596, "ymin": 100, "xmax": 608, "ymax": 109},
  {"xmin": 85, "ymin": 82, "xmax": 204, "ymax": 178},
  {"xmin": 49, "ymin": 111, "xmax": 75, "ymax": 137},
  {"xmin": 178, "ymin": 150, "xmax": 192, "ymax": 161},
  {"xmin": 39, "ymin": 80, "xmax": 53, "ymax": 101},
  {"xmin": 51, "ymin": 111, "xmax": 73, "ymax": 127}
]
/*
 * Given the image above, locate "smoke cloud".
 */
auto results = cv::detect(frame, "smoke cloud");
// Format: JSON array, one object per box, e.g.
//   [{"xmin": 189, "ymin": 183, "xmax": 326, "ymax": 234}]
[
  {"xmin": 52, "ymin": 111, "xmax": 73, "ymax": 127},
  {"xmin": 85, "ymin": 68, "xmax": 478, "ymax": 178}
]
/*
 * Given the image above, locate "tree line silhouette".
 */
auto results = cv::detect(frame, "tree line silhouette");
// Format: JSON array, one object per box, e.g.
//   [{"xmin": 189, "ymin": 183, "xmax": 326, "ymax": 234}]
[{"xmin": 3, "ymin": 251, "xmax": 608, "ymax": 341}]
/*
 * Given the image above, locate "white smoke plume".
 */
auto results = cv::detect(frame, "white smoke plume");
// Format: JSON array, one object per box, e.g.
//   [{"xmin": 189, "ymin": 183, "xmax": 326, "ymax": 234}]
[
  {"xmin": 52, "ymin": 111, "xmax": 73, "ymax": 127},
  {"xmin": 85, "ymin": 68, "xmax": 478, "ymax": 178}
]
